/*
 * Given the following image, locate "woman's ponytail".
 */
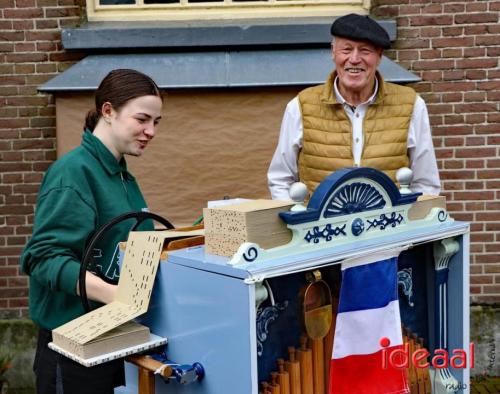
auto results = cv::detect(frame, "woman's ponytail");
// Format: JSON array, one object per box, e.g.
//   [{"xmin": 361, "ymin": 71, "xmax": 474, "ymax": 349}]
[{"xmin": 84, "ymin": 109, "xmax": 100, "ymax": 131}]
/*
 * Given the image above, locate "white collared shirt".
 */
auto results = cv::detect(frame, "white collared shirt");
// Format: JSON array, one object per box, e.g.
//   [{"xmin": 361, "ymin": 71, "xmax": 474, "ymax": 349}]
[{"xmin": 268, "ymin": 78, "xmax": 441, "ymax": 200}]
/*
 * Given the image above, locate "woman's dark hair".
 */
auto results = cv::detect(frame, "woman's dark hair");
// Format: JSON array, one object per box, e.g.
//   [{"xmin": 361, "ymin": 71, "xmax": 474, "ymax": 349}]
[{"xmin": 84, "ymin": 69, "xmax": 162, "ymax": 131}]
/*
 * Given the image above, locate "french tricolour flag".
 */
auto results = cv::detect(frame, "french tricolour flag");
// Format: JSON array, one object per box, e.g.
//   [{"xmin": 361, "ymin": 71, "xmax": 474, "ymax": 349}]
[{"xmin": 329, "ymin": 253, "xmax": 409, "ymax": 394}]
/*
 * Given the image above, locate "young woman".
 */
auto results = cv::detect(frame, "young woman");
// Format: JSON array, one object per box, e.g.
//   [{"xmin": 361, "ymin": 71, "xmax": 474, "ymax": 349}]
[{"xmin": 20, "ymin": 69, "xmax": 163, "ymax": 394}]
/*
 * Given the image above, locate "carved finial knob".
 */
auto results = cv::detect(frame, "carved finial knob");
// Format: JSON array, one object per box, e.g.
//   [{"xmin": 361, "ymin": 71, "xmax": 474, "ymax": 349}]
[
  {"xmin": 289, "ymin": 182, "xmax": 308, "ymax": 212},
  {"xmin": 396, "ymin": 167, "xmax": 413, "ymax": 195}
]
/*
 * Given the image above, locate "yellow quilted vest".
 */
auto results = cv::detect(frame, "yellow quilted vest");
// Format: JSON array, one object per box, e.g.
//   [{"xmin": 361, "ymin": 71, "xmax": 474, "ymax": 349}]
[{"xmin": 298, "ymin": 71, "xmax": 416, "ymax": 194}]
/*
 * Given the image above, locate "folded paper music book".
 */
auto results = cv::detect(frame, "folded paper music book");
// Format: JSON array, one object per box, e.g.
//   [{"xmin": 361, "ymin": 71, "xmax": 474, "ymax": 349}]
[
  {"xmin": 50, "ymin": 229, "xmax": 203, "ymax": 365},
  {"xmin": 52, "ymin": 320, "xmax": 150, "ymax": 360}
]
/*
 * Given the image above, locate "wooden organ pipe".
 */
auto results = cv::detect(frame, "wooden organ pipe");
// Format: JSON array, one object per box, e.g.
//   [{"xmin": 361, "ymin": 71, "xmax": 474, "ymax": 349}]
[
  {"xmin": 419, "ymin": 338, "xmax": 431, "ymax": 394},
  {"xmin": 285, "ymin": 347, "xmax": 302, "ymax": 394},
  {"xmin": 262, "ymin": 382, "xmax": 272, "ymax": 394},
  {"xmin": 311, "ymin": 338, "xmax": 324, "ymax": 394},
  {"xmin": 271, "ymin": 372, "xmax": 281, "ymax": 394},
  {"xmin": 411, "ymin": 334, "xmax": 425, "ymax": 394},
  {"xmin": 323, "ymin": 300, "xmax": 336, "ymax": 394},
  {"xmin": 403, "ymin": 329, "xmax": 417, "ymax": 394},
  {"xmin": 277, "ymin": 358, "xmax": 291, "ymax": 394},
  {"xmin": 402, "ymin": 327, "xmax": 432, "ymax": 394},
  {"xmin": 297, "ymin": 336, "xmax": 313, "ymax": 394}
]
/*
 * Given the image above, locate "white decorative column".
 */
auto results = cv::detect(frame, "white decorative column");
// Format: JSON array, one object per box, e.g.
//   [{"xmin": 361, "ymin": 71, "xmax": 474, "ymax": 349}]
[{"xmin": 430, "ymin": 238, "xmax": 460, "ymax": 393}]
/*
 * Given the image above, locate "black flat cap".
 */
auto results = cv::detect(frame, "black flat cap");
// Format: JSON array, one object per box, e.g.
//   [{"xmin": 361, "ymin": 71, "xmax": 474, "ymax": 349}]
[{"xmin": 330, "ymin": 13, "xmax": 391, "ymax": 49}]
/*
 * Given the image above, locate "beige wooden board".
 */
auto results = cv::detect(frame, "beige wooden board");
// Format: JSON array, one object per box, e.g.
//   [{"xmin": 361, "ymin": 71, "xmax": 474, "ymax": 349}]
[
  {"xmin": 408, "ymin": 195, "xmax": 446, "ymax": 220},
  {"xmin": 55, "ymin": 88, "xmax": 300, "ymax": 226},
  {"xmin": 53, "ymin": 229, "xmax": 203, "ymax": 345}
]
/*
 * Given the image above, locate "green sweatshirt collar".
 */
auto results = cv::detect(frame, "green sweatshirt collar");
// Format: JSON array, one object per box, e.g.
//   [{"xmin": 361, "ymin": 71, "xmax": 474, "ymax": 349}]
[{"xmin": 82, "ymin": 130, "xmax": 135, "ymax": 180}]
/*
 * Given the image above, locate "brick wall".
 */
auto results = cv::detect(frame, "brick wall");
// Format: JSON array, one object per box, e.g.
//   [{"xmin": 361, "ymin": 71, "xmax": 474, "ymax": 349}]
[
  {"xmin": 0, "ymin": 1, "xmax": 499, "ymax": 319},
  {"xmin": 374, "ymin": 0, "xmax": 500, "ymax": 303},
  {"xmin": 0, "ymin": 0, "xmax": 85, "ymax": 318}
]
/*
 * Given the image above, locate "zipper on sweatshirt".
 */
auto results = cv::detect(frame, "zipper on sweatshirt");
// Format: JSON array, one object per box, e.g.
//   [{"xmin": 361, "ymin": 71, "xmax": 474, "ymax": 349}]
[{"xmin": 120, "ymin": 172, "xmax": 128, "ymax": 196}]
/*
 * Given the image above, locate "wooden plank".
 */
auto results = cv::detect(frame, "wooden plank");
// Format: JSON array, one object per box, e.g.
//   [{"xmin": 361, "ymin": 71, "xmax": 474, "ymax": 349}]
[{"xmin": 138, "ymin": 367, "xmax": 155, "ymax": 394}]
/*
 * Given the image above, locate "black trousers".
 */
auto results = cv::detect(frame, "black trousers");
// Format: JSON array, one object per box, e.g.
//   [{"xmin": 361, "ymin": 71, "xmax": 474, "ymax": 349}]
[{"xmin": 34, "ymin": 328, "xmax": 125, "ymax": 394}]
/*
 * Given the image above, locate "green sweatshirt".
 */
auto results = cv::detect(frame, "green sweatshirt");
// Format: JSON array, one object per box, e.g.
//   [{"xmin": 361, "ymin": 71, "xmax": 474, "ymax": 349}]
[{"xmin": 20, "ymin": 130, "xmax": 153, "ymax": 330}]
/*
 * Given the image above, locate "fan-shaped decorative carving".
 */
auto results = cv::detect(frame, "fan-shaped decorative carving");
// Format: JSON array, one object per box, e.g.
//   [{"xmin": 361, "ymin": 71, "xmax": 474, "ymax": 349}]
[{"xmin": 323, "ymin": 182, "xmax": 386, "ymax": 218}]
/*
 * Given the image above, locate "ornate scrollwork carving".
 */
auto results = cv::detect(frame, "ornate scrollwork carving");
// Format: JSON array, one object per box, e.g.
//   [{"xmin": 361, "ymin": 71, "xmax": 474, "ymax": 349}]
[
  {"xmin": 256, "ymin": 301, "xmax": 288, "ymax": 356},
  {"xmin": 304, "ymin": 224, "xmax": 347, "ymax": 243},
  {"xmin": 323, "ymin": 182, "xmax": 386, "ymax": 218},
  {"xmin": 367, "ymin": 212, "xmax": 404, "ymax": 231},
  {"xmin": 438, "ymin": 210, "xmax": 448, "ymax": 222},
  {"xmin": 243, "ymin": 247, "xmax": 258, "ymax": 262},
  {"xmin": 397, "ymin": 268, "xmax": 414, "ymax": 307}
]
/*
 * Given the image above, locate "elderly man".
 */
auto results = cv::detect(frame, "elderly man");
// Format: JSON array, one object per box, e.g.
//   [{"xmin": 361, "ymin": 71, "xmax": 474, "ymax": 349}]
[{"xmin": 268, "ymin": 13, "xmax": 440, "ymax": 200}]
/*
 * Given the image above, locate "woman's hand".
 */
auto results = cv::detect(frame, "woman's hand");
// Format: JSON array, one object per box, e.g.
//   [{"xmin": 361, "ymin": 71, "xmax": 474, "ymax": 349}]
[{"xmin": 76, "ymin": 271, "xmax": 117, "ymax": 304}]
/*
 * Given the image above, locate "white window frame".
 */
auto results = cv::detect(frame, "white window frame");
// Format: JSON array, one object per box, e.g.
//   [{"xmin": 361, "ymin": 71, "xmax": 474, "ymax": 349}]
[{"xmin": 86, "ymin": 0, "xmax": 371, "ymax": 22}]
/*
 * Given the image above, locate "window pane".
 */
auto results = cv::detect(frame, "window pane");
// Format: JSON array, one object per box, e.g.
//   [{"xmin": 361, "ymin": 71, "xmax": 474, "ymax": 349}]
[
  {"xmin": 144, "ymin": 0, "xmax": 180, "ymax": 3},
  {"xmin": 100, "ymin": 0, "xmax": 135, "ymax": 4},
  {"xmin": 144, "ymin": 0, "xmax": 224, "ymax": 2}
]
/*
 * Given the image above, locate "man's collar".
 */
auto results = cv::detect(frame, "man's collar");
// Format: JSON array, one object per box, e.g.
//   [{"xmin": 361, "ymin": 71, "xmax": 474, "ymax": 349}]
[
  {"xmin": 333, "ymin": 76, "xmax": 379, "ymax": 109},
  {"xmin": 321, "ymin": 70, "xmax": 386, "ymax": 106}
]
